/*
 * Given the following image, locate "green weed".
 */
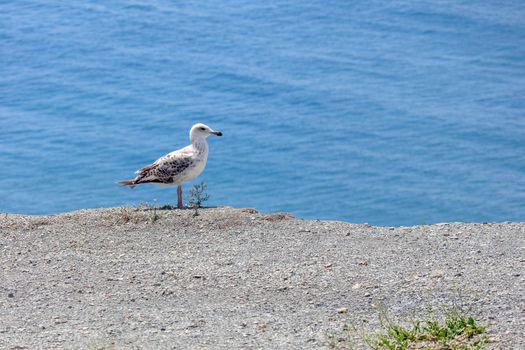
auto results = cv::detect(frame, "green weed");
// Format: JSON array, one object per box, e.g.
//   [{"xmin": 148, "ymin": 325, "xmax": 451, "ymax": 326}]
[
  {"xmin": 327, "ymin": 306, "xmax": 488, "ymax": 350},
  {"xmin": 187, "ymin": 182, "xmax": 210, "ymax": 216}
]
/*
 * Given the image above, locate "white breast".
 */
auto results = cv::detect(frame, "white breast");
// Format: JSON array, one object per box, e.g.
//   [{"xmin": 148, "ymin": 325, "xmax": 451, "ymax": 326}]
[{"xmin": 177, "ymin": 141, "xmax": 208, "ymax": 183}]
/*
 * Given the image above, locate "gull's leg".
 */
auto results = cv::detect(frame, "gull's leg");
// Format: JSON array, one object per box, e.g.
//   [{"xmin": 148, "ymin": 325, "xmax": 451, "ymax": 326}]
[{"xmin": 177, "ymin": 185, "xmax": 183, "ymax": 209}]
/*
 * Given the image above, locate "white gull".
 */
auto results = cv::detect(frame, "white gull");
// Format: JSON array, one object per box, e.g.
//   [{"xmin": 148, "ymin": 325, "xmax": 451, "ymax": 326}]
[{"xmin": 118, "ymin": 123, "xmax": 223, "ymax": 208}]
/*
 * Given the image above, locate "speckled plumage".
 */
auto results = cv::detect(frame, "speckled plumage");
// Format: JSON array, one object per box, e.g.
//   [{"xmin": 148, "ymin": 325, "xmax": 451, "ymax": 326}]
[{"xmin": 131, "ymin": 144, "xmax": 207, "ymax": 186}]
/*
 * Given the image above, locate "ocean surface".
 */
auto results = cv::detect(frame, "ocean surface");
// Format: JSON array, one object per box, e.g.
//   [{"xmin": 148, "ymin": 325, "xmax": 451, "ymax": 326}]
[{"xmin": 1, "ymin": 1, "xmax": 524, "ymax": 226}]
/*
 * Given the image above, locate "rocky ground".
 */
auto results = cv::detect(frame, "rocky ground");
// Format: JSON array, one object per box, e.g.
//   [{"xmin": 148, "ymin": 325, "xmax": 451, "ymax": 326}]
[{"xmin": 0, "ymin": 207, "xmax": 524, "ymax": 349}]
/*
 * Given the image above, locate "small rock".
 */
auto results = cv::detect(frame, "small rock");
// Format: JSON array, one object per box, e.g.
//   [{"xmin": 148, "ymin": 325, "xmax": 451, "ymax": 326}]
[
  {"xmin": 337, "ymin": 307, "xmax": 348, "ymax": 314},
  {"xmin": 256, "ymin": 322, "xmax": 268, "ymax": 329},
  {"xmin": 7, "ymin": 293, "xmax": 14, "ymax": 298},
  {"xmin": 161, "ymin": 290, "xmax": 174, "ymax": 296},
  {"xmin": 264, "ymin": 213, "xmax": 294, "ymax": 221},
  {"xmin": 324, "ymin": 262, "xmax": 333, "ymax": 268},
  {"xmin": 431, "ymin": 270, "xmax": 445, "ymax": 278},
  {"xmin": 364, "ymin": 292, "xmax": 371, "ymax": 297},
  {"xmin": 352, "ymin": 283, "xmax": 361, "ymax": 290}
]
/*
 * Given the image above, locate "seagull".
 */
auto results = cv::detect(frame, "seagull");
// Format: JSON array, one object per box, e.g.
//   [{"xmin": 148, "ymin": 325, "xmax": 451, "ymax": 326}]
[{"xmin": 118, "ymin": 123, "xmax": 223, "ymax": 208}]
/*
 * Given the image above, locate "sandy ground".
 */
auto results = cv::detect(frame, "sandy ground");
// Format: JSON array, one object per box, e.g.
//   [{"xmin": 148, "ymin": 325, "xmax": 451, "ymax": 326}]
[{"xmin": 0, "ymin": 207, "xmax": 524, "ymax": 349}]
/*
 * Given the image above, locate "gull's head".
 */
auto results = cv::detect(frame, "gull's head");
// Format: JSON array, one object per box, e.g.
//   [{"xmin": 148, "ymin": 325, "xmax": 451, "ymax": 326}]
[{"xmin": 190, "ymin": 123, "xmax": 223, "ymax": 142}]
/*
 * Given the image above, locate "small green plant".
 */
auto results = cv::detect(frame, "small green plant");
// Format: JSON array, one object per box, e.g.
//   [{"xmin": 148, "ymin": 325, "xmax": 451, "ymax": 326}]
[
  {"xmin": 369, "ymin": 307, "xmax": 487, "ymax": 350},
  {"xmin": 327, "ymin": 306, "xmax": 488, "ymax": 350},
  {"xmin": 187, "ymin": 182, "xmax": 210, "ymax": 216}
]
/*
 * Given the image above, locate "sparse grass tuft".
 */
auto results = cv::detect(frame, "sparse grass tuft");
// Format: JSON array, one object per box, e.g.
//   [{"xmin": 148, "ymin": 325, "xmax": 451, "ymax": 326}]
[
  {"xmin": 115, "ymin": 204, "xmax": 162, "ymax": 225},
  {"xmin": 368, "ymin": 306, "xmax": 487, "ymax": 350},
  {"xmin": 149, "ymin": 204, "xmax": 160, "ymax": 223},
  {"xmin": 187, "ymin": 182, "xmax": 210, "ymax": 216},
  {"xmin": 327, "ymin": 306, "xmax": 488, "ymax": 350},
  {"xmin": 116, "ymin": 207, "xmax": 138, "ymax": 224}
]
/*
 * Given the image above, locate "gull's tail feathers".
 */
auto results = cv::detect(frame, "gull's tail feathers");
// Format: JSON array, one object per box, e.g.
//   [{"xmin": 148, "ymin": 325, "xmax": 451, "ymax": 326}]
[{"xmin": 118, "ymin": 180, "xmax": 137, "ymax": 188}]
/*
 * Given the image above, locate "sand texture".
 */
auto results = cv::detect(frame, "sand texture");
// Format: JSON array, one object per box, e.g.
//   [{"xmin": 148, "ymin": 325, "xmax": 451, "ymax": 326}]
[{"xmin": 1, "ymin": 207, "xmax": 524, "ymax": 349}]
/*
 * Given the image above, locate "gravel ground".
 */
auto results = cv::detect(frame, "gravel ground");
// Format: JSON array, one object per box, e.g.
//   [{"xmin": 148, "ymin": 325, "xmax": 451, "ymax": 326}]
[{"xmin": 1, "ymin": 207, "xmax": 524, "ymax": 349}]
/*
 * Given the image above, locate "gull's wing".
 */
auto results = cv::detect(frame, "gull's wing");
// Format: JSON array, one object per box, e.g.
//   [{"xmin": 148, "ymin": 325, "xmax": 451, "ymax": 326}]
[{"xmin": 134, "ymin": 148, "xmax": 194, "ymax": 184}]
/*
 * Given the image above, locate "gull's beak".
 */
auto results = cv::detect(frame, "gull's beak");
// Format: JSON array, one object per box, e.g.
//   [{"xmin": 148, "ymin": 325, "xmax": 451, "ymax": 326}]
[{"xmin": 212, "ymin": 130, "xmax": 223, "ymax": 136}]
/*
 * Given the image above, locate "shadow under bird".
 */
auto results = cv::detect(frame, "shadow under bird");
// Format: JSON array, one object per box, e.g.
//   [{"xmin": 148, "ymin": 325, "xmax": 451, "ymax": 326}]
[{"xmin": 118, "ymin": 123, "xmax": 223, "ymax": 208}]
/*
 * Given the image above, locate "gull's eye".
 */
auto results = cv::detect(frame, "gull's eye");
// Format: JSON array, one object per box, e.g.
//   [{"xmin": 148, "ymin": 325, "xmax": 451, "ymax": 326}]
[{"xmin": 200, "ymin": 127, "xmax": 206, "ymax": 131}]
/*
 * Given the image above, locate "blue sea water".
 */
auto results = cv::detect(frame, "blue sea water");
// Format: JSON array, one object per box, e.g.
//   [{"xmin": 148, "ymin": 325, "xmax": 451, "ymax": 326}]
[{"xmin": 1, "ymin": 1, "xmax": 524, "ymax": 226}]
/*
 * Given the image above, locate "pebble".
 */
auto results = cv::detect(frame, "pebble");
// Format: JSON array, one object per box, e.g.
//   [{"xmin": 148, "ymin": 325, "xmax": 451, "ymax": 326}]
[{"xmin": 431, "ymin": 270, "xmax": 445, "ymax": 278}]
